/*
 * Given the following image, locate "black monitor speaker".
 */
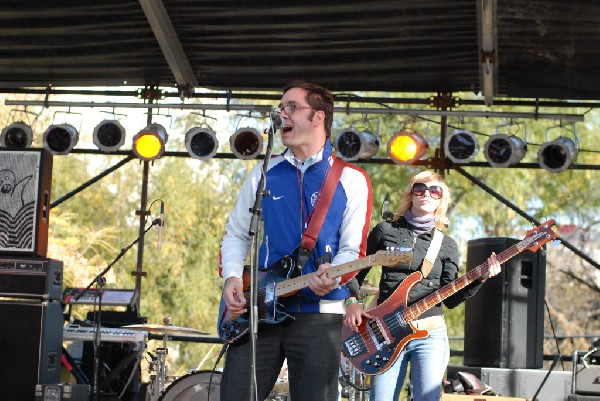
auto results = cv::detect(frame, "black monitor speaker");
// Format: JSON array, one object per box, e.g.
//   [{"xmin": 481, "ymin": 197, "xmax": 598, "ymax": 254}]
[
  {"xmin": 0, "ymin": 300, "xmax": 63, "ymax": 401},
  {"xmin": 463, "ymin": 237, "xmax": 546, "ymax": 369}
]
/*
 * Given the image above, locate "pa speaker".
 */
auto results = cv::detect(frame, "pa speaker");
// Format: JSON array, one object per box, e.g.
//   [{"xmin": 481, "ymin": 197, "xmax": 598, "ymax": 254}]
[
  {"xmin": 464, "ymin": 237, "xmax": 546, "ymax": 369},
  {"xmin": 0, "ymin": 300, "xmax": 63, "ymax": 401},
  {"xmin": 0, "ymin": 148, "xmax": 53, "ymax": 257}
]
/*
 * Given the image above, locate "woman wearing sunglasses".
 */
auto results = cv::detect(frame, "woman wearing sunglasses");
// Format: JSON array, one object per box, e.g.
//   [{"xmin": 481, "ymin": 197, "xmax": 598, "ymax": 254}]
[{"xmin": 344, "ymin": 170, "xmax": 501, "ymax": 401}]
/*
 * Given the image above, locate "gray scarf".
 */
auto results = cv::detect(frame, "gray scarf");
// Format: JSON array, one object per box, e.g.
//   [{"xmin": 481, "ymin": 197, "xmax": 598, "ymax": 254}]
[{"xmin": 404, "ymin": 210, "xmax": 435, "ymax": 235}]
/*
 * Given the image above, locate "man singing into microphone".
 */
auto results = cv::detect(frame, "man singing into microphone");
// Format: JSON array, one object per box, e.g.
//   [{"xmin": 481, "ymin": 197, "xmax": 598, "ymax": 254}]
[{"xmin": 219, "ymin": 80, "xmax": 372, "ymax": 401}]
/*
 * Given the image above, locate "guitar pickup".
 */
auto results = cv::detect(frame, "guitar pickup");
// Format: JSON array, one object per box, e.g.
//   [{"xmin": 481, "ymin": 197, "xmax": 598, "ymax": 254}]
[
  {"xmin": 264, "ymin": 282, "xmax": 275, "ymax": 303},
  {"xmin": 394, "ymin": 310, "xmax": 408, "ymax": 328},
  {"xmin": 366, "ymin": 318, "xmax": 391, "ymax": 351}
]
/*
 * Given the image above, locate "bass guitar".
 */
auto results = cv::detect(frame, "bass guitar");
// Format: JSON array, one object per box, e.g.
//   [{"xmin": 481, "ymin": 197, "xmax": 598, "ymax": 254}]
[
  {"xmin": 218, "ymin": 249, "xmax": 413, "ymax": 343},
  {"xmin": 341, "ymin": 219, "xmax": 558, "ymax": 375}
]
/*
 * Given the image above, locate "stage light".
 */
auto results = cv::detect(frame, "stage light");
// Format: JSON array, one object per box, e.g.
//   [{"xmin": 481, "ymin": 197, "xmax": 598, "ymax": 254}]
[
  {"xmin": 132, "ymin": 123, "xmax": 168, "ymax": 161},
  {"xmin": 444, "ymin": 129, "xmax": 479, "ymax": 163},
  {"xmin": 538, "ymin": 136, "xmax": 578, "ymax": 173},
  {"xmin": 335, "ymin": 129, "xmax": 380, "ymax": 161},
  {"xmin": 93, "ymin": 120, "xmax": 126, "ymax": 152},
  {"xmin": 484, "ymin": 134, "xmax": 527, "ymax": 168},
  {"xmin": 387, "ymin": 130, "xmax": 428, "ymax": 165},
  {"xmin": 43, "ymin": 124, "xmax": 79, "ymax": 155},
  {"xmin": 1, "ymin": 122, "xmax": 33, "ymax": 148},
  {"xmin": 230, "ymin": 128, "xmax": 263, "ymax": 160},
  {"xmin": 185, "ymin": 127, "xmax": 219, "ymax": 160}
]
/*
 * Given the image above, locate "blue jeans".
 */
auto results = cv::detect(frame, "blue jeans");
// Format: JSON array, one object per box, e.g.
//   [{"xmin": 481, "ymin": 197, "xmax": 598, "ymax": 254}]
[{"xmin": 370, "ymin": 326, "xmax": 449, "ymax": 401}]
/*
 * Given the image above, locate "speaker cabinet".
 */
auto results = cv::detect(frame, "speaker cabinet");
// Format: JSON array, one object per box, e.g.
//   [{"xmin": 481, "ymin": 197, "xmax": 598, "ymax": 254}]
[
  {"xmin": 0, "ymin": 148, "xmax": 53, "ymax": 257},
  {"xmin": 464, "ymin": 237, "xmax": 546, "ymax": 369},
  {"xmin": 0, "ymin": 301, "xmax": 63, "ymax": 401}
]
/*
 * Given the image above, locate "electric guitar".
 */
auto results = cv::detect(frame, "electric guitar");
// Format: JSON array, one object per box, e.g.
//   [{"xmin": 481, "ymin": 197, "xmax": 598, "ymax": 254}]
[
  {"xmin": 341, "ymin": 219, "xmax": 558, "ymax": 375},
  {"xmin": 217, "ymin": 250, "xmax": 413, "ymax": 343}
]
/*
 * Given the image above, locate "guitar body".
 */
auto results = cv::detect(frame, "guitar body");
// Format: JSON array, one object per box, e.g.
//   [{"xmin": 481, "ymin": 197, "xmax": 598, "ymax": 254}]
[
  {"xmin": 341, "ymin": 271, "xmax": 429, "ymax": 375},
  {"xmin": 341, "ymin": 220, "xmax": 558, "ymax": 376},
  {"xmin": 218, "ymin": 256, "xmax": 297, "ymax": 343}
]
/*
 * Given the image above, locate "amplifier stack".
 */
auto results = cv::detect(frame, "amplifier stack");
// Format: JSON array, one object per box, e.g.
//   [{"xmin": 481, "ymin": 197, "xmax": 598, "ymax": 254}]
[
  {"xmin": 0, "ymin": 257, "xmax": 64, "ymax": 401},
  {"xmin": 0, "ymin": 148, "xmax": 66, "ymax": 401}
]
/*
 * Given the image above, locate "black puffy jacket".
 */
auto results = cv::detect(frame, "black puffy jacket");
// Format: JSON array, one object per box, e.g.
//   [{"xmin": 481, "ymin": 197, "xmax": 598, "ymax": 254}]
[{"xmin": 351, "ymin": 217, "xmax": 484, "ymax": 319}]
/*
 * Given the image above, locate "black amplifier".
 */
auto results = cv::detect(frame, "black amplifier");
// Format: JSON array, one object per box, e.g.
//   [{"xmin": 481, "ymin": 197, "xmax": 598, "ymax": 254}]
[{"xmin": 0, "ymin": 257, "xmax": 63, "ymax": 300}]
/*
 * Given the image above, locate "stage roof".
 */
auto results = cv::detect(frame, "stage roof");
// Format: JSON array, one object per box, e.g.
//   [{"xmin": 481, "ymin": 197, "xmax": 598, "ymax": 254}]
[{"xmin": 1, "ymin": 1, "xmax": 599, "ymax": 102}]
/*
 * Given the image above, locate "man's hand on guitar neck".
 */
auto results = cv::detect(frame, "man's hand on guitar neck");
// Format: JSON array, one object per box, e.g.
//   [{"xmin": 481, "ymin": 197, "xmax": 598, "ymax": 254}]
[
  {"xmin": 307, "ymin": 263, "xmax": 339, "ymax": 296},
  {"xmin": 223, "ymin": 276, "xmax": 248, "ymax": 315}
]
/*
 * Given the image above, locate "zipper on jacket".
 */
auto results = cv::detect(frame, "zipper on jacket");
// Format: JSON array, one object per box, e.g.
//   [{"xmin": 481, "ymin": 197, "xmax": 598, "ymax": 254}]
[{"xmin": 299, "ymin": 170, "xmax": 305, "ymax": 237}]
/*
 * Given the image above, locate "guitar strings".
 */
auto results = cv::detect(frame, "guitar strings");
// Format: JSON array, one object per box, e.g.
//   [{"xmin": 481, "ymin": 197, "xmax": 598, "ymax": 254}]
[{"xmin": 346, "ymin": 246, "xmax": 520, "ymax": 353}]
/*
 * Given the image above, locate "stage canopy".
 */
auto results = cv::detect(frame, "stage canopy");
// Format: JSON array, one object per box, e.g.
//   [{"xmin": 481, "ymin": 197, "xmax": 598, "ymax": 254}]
[{"xmin": 1, "ymin": 1, "xmax": 599, "ymax": 102}]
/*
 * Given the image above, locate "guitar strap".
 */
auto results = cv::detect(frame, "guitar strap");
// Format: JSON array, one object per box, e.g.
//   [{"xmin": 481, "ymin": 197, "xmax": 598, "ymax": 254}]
[
  {"xmin": 296, "ymin": 157, "xmax": 345, "ymax": 270},
  {"xmin": 421, "ymin": 229, "xmax": 443, "ymax": 278}
]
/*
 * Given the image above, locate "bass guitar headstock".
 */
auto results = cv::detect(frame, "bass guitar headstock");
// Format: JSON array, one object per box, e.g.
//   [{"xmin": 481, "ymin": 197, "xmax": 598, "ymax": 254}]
[{"xmin": 518, "ymin": 219, "xmax": 558, "ymax": 253}]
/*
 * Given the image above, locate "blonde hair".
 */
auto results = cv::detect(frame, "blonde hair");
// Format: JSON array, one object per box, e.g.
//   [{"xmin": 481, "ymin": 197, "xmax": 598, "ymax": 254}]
[{"xmin": 393, "ymin": 170, "xmax": 451, "ymax": 230}]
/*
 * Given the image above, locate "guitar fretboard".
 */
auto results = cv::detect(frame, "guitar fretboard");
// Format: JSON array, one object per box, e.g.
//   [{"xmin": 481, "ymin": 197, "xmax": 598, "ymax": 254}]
[
  {"xmin": 402, "ymin": 229, "xmax": 548, "ymax": 321},
  {"xmin": 274, "ymin": 251, "xmax": 411, "ymax": 297},
  {"xmin": 275, "ymin": 256, "xmax": 373, "ymax": 297}
]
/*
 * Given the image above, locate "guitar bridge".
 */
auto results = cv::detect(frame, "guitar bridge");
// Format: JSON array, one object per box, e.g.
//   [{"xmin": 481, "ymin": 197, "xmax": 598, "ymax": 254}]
[
  {"xmin": 366, "ymin": 318, "xmax": 391, "ymax": 351},
  {"xmin": 343, "ymin": 334, "xmax": 364, "ymax": 357}
]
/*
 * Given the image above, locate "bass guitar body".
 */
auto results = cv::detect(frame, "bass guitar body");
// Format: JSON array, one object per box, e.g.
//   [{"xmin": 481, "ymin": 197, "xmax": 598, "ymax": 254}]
[
  {"xmin": 341, "ymin": 271, "xmax": 429, "ymax": 375},
  {"xmin": 341, "ymin": 219, "xmax": 558, "ymax": 375}
]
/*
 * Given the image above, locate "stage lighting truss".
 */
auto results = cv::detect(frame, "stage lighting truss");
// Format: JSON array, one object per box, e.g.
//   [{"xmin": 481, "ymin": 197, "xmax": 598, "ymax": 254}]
[
  {"xmin": 132, "ymin": 123, "xmax": 169, "ymax": 161},
  {"xmin": 1, "ymin": 122, "xmax": 33, "ymax": 148},
  {"xmin": 538, "ymin": 135, "xmax": 579, "ymax": 173},
  {"xmin": 230, "ymin": 127, "xmax": 263, "ymax": 160},
  {"xmin": 185, "ymin": 126, "xmax": 219, "ymax": 161},
  {"xmin": 444, "ymin": 128, "xmax": 479, "ymax": 163},
  {"xmin": 484, "ymin": 134, "xmax": 528, "ymax": 168},
  {"xmin": 387, "ymin": 129, "xmax": 428, "ymax": 165},
  {"xmin": 93, "ymin": 120, "xmax": 126, "ymax": 152},
  {"xmin": 43, "ymin": 124, "xmax": 79, "ymax": 155},
  {"xmin": 335, "ymin": 129, "xmax": 380, "ymax": 161}
]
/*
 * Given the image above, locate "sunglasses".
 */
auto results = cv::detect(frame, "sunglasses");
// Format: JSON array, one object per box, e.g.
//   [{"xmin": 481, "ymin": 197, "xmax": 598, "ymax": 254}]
[{"xmin": 411, "ymin": 183, "xmax": 443, "ymax": 200}]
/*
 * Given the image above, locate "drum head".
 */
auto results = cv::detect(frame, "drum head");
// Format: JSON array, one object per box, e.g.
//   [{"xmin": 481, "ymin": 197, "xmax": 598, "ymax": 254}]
[{"xmin": 159, "ymin": 370, "xmax": 222, "ymax": 401}]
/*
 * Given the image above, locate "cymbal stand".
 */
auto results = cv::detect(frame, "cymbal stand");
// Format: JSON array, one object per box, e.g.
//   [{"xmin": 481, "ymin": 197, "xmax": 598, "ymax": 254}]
[{"xmin": 146, "ymin": 335, "xmax": 170, "ymax": 401}]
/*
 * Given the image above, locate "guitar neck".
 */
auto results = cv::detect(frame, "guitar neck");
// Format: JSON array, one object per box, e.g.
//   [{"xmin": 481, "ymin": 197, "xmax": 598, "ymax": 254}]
[
  {"xmin": 274, "ymin": 255, "xmax": 374, "ymax": 297},
  {"xmin": 403, "ymin": 243, "xmax": 521, "ymax": 321}
]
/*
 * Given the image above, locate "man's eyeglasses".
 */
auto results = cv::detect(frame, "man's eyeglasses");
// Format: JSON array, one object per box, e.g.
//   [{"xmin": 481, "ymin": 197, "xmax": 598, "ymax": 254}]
[
  {"xmin": 275, "ymin": 104, "xmax": 313, "ymax": 115},
  {"xmin": 411, "ymin": 183, "xmax": 443, "ymax": 200}
]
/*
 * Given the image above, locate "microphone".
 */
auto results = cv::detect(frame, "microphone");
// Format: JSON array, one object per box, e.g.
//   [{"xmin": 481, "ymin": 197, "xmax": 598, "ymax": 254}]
[
  {"xmin": 270, "ymin": 109, "xmax": 284, "ymax": 131},
  {"xmin": 157, "ymin": 201, "xmax": 164, "ymax": 251},
  {"xmin": 381, "ymin": 192, "xmax": 394, "ymax": 221}
]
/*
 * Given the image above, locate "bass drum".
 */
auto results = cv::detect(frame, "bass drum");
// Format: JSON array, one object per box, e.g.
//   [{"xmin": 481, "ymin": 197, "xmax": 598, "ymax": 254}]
[{"xmin": 159, "ymin": 370, "xmax": 222, "ymax": 401}]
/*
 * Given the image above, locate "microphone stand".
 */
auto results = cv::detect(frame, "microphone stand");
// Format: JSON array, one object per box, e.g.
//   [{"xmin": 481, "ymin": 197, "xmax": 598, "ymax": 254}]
[
  {"xmin": 246, "ymin": 113, "xmax": 278, "ymax": 401},
  {"xmin": 74, "ymin": 217, "xmax": 162, "ymax": 401}
]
